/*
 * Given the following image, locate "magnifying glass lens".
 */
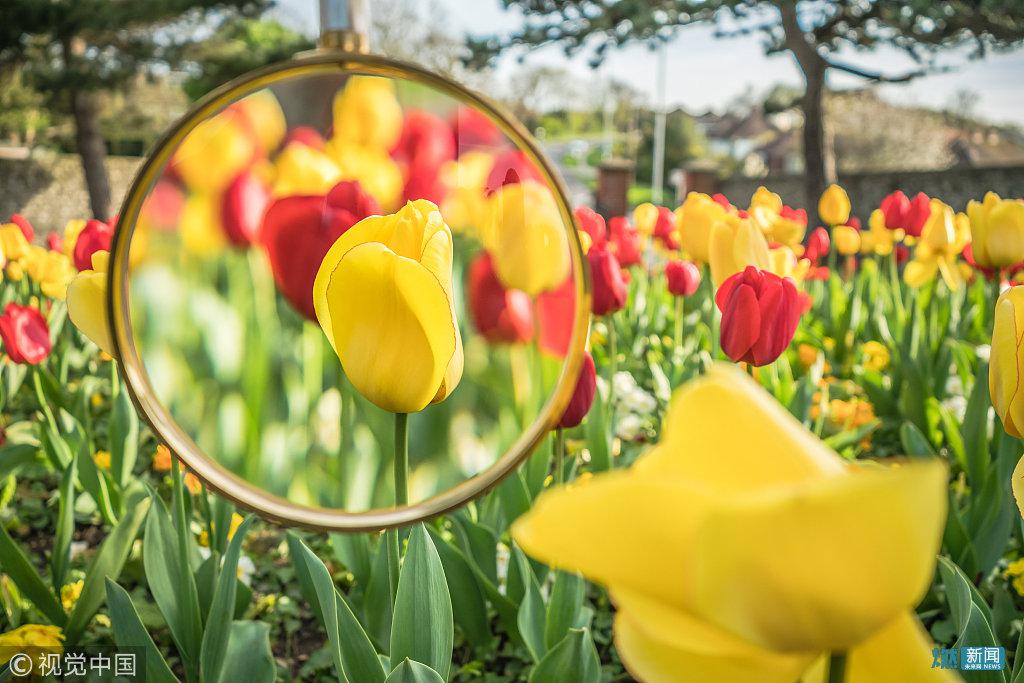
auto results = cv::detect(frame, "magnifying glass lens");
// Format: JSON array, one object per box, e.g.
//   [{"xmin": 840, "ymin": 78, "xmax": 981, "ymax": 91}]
[{"xmin": 121, "ymin": 66, "xmax": 585, "ymax": 519}]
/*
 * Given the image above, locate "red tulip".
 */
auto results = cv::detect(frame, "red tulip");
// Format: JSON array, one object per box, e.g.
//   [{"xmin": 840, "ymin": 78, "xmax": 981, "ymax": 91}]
[
  {"xmin": 665, "ymin": 259, "xmax": 701, "ymax": 296},
  {"xmin": 393, "ymin": 110, "xmax": 456, "ymax": 204},
  {"xmin": 485, "ymin": 149, "xmax": 543, "ymax": 195},
  {"xmin": 452, "ymin": 106, "xmax": 504, "ymax": 151},
  {"xmin": 716, "ymin": 266, "xmax": 801, "ymax": 367},
  {"xmin": 559, "ymin": 351, "xmax": 596, "ymax": 429},
  {"xmin": 880, "ymin": 191, "xmax": 930, "ymax": 237},
  {"xmin": 140, "ymin": 180, "xmax": 184, "ymax": 232},
  {"xmin": 9, "ymin": 214, "xmax": 34, "ymax": 242},
  {"xmin": 711, "ymin": 193, "xmax": 735, "ymax": 211},
  {"xmin": 284, "ymin": 126, "xmax": 326, "ymax": 150},
  {"xmin": 608, "ymin": 216, "xmax": 642, "ymax": 268},
  {"xmin": 468, "ymin": 252, "xmax": 534, "ymax": 344},
  {"xmin": 537, "ymin": 273, "xmax": 575, "ymax": 357},
  {"xmin": 221, "ymin": 170, "xmax": 270, "ymax": 247},
  {"xmin": 653, "ymin": 206, "xmax": 678, "ymax": 249},
  {"xmin": 73, "ymin": 219, "xmax": 114, "ymax": 271},
  {"xmin": 0, "ymin": 303, "xmax": 51, "ymax": 365},
  {"xmin": 260, "ymin": 180, "xmax": 380, "ymax": 320},
  {"xmin": 804, "ymin": 227, "xmax": 831, "ymax": 263},
  {"xmin": 589, "ymin": 244, "xmax": 627, "ymax": 316},
  {"xmin": 575, "ymin": 206, "xmax": 607, "ymax": 246},
  {"xmin": 46, "ymin": 233, "xmax": 63, "ymax": 252},
  {"xmin": 780, "ymin": 205, "xmax": 808, "ymax": 227},
  {"xmin": 895, "ymin": 244, "xmax": 910, "ymax": 264}
]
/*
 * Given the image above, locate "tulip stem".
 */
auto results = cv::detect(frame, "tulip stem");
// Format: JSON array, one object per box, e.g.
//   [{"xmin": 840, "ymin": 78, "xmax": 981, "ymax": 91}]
[
  {"xmin": 827, "ymin": 652, "xmax": 847, "ymax": 683},
  {"xmin": 888, "ymin": 251, "xmax": 905, "ymax": 321},
  {"xmin": 674, "ymin": 296, "xmax": 684, "ymax": 350},
  {"xmin": 554, "ymin": 428, "xmax": 566, "ymax": 486},
  {"xmin": 386, "ymin": 412, "xmax": 410, "ymax": 606}
]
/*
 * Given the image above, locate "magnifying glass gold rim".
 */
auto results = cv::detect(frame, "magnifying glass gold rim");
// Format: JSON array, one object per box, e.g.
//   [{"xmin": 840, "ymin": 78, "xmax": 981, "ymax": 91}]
[{"xmin": 109, "ymin": 50, "xmax": 592, "ymax": 532}]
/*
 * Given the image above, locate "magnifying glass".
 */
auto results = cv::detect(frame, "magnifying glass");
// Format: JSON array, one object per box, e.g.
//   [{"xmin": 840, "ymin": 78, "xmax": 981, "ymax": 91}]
[{"xmin": 107, "ymin": 0, "xmax": 590, "ymax": 531}]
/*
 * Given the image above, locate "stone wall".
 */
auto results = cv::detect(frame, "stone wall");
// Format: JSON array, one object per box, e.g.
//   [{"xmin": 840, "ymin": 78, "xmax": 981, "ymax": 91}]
[
  {"xmin": 718, "ymin": 164, "xmax": 1024, "ymax": 219},
  {"xmin": 0, "ymin": 154, "xmax": 143, "ymax": 233}
]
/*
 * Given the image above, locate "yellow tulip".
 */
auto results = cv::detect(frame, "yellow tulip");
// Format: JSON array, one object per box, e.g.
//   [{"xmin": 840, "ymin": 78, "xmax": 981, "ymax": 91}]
[
  {"xmin": 749, "ymin": 186, "xmax": 783, "ymax": 214},
  {"xmin": 0, "ymin": 223, "xmax": 30, "ymax": 261},
  {"xmin": 860, "ymin": 341, "xmax": 891, "ymax": 372},
  {"xmin": 992, "ymin": 286, "xmax": 1024, "ymax": 438},
  {"xmin": 23, "ymin": 245, "xmax": 75, "ymax": 300},
  {"xmin": 0, "ymin": 624, "xmax": 64, "ymax": 668},
  {"xmin": 859, "ymin": 209, "xmax": 903, "ymax": 256},
  {"xmin": 61, "ymin": 219, "xmax": 87, "ymax": 259},
  {"xmin": 332, "ymin": 75, "xmax": 403, "ymax": 151},
  {"xmin": 180, "ymin": 193, "xmax": 227, "ymax": 256},
  {"xmin": 904, "ymin": 200, "xmax": 970, "ymax": 290},
  {"xmin": 173, "ymin": 111, "xmax": 257, "ymax": 193},
  {"xmin": 833, "ymin": 225, "xmax": 862, "ymax": 256},
  {"xmin": 60, "ymin": 579, "xmax": 84, "ymax": 610},
  {"xmin": 708, "ymin": 214, "xmax": 770, "ymax": 286},
  {"xmin": 66, "ymin": 250, "xmax": 115, "ymax": 356},
  {"xmin": 439, "ymin": 150, "xmax": 494, "ymax": 235},
  {"xmin": 273, "ymin": 142, "xmax": 343, "ymax": 197},
  {"xmin": 512, "ymin": 364, "xmax": 951, "ymax": 683},
  {"xmin": 967, "ymin": 191, "xmax": 1024, "ymax": 269},
  {"xmin": 633, "ymin": 202, "xmax": 660, "ymax": 236},
  {"xmin": 819, "ymin": 184, "xmax": 852, "ymax": 226},
  {"xmin": 326, "ymin": 140, "xmax": 404, "ymax": 212},
  {"xmin": 481, "ymin": 179, "xmax": 571, "ymax": 296},
  {"xmin": 767, "ymin": 244, "xmax": 810, "ymax": 284},
  {"xmin": 675, "ymin": 192, "xmax": 728, "ymax": 263},
  {"xmin": 749, "ymin": 205, "xmax": 807, "ymax": 248},
  {"xmin": 313, "ymin": 200, "xmax": 463, "ymax": 413},
  {"xmin": 235, "ymin": 89, "xmax": 286, "ymax": 154}
]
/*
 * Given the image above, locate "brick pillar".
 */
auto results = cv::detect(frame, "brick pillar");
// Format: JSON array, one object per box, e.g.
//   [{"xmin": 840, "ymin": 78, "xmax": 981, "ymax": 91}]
[
  {"xmin": 595, "ymin": 159, "xmax": 634, "ymax": 218},
  {"xmin": 678, "ymin": 160, "xmax": 720, "ymax": 201}
]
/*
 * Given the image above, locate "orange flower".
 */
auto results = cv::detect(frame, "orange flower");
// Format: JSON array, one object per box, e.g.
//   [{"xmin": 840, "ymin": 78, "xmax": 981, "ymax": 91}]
[
  {"xmin": 183, "ymin": 472, "xmax": 203, "ymax": 495},
  {"xmin": 153, "ymin": 445, "xmax": 172, "ymax": 472}
]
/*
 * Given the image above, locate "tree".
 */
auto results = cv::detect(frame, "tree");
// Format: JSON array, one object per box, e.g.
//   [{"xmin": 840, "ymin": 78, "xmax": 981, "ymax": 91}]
[
  {"xmin": 467, "ymin": 1, "xmax": 1024, "ymax": 222},
  {"xmin": 635, "ymin": 108, "xmax": 706, "ymax": 189},
  {"xmin": 0, "ymin": 0, "xmax": 269, "ymax": 220},
  {"xmin": 179, "ymin": 17, "xmax": 314, "ymax": 101}
]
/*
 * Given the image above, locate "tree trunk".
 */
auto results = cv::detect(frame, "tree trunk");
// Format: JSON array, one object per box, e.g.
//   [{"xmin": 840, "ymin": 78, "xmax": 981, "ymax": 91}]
[
  {"xmin": 70, "ymin": 89, "xmax": 111, "ymax": 221},
  {"xmin": 777, "ymin": 1, "xmax": 837, "ymax": 225}
]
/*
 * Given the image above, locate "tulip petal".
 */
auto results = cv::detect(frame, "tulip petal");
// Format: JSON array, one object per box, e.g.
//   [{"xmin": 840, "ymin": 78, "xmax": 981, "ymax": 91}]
[
  {"xmin": 720, "ymin": 283, "xmax": 761, "ymax": 362},
  {"xmin": 693, "ymin": 460, "xmax": 947, "ymax": 652},
  {"xmin": 320, "ymin": 242, "xmax": 456, "ymax": 413},
  {"xmin": 511, "ymin": 471, "xmax": 708, "ymax": 609},
  {"xmin": 420, "ymin": 225, "xmax": 463, "ymax": 402},
  {"xmin": 638, "ymin": 364, "xmax": 846, "ymax": 491},
  {"xmin": 845, "ymin": 612, "xmax": 959, "ymax": 683},
  {"xmin": 612, "ymin": 589, "xmax": 816, "ymax": 683},
  {"xmin": 66, "ymin": 269, "xmax": 114, "ymax": 357},
  {"xmin": 991, "ymin": 287, "xmax": 1024, "ymax": 438}
]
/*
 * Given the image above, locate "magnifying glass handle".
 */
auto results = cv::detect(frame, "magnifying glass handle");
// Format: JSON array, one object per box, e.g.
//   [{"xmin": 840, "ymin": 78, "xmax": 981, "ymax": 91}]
[{"xmin": 319, "ymin": 0, "xmax": 370, "ymax": 53}]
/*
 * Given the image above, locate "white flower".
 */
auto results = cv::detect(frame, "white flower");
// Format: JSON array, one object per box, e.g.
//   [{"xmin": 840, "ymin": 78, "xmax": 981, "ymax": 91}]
[
  {"xmin": 237, "ymin": 555, "xmax": 256, "ymax": 585},
  {"xmin": 496, "ymin": 543, "xmax": 510, "ymax": 595},
  {"xmin": 615, "ymin": 414, "xmax": 644, "ymax": 441},
  {"xmin": 942, "ymin": 395, "xmax": 968, "ymax": 422},
  {"xmin": 976, "ymin": 344, "xmax": 991, "ymax": 363},
  {"xmin": 612, "ymin": 371, "xmax": 639, "ymax": 397},
  {"xmin": 945, "ymin": 374, "xmax": 964, "ymax": 397},
  {"xmin": 621, "ymin": 387, "xmax": 657, "ymax": 415}
]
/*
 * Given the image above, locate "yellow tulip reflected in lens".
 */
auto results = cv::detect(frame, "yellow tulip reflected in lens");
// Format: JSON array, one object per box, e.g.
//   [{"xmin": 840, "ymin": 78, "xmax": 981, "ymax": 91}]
[{"xmin": 109, "ymin": 58, "xmax": 587, "ymax": 530}]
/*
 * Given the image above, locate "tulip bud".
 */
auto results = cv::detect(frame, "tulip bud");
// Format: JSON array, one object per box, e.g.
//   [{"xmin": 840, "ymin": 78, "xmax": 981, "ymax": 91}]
[
  {"xmin": 284, "ymin": 126, "xmax": 326, "ymax": 150},
  {"xmin": 332, "ymin": 76, "xmax": 403, "ymax": 150},
  {"xmin": 46, "ymin": 233, "xmax": 63, "ymax": 252},
  {"xmin": 393, "ymin": 109, "xmax": 456, "ymax": 205},
  {"xmin": 452, "ymin": 106, "xmax": 504, "ymax": 150},
  {"xmin": 675, "ymin": 192, "xmax": 729, "ymax": 264},
  {"xmin": 833, "ymin": 224, "xmax": 862, "ymax": 256},
  {"xmin": 818, "ymin": 184, "xmax": 851, "ymax": 226},
  {"xmin": 313, "ymin": 200, "xmax": 464, "ymax": 413},
  {"xmin": 608, "ymin": 216, "xmax": 642, "ymax": 267},
  {"xmin": 537, "ymin": 274, "xmax": 575, "ymax": 357},
  {"xmin": 589, "ymin": 244, "xmax": 627, "ymax": 316},
  {"xmin": 880, "ymin": 190, "xmax": 930, "ymax": 237},
  {"xmin": 221, "ymin": 170, "xmax": 270, "ymax": 247},
  {"xmin": 173, "ymin": 109, "xmax": 259, "ymax": 193},
  {"xmin": 468, "ymin": 252, "xmax": 534, "ymax": 344},
  {"xmin": 73, "ymin": 219, "xmax": 113, "ymax": 271},
  {"xmin": 652, "ymin": 206, "xmax": 678, "ymax": 250},
  {"xmin": 261, "ymin": 180, "xmax": 380, "ymax": 321},
  {"xmin": 991, "ymin": 285, "xmax": 1024, "ymax": 437},
  {"xmin": 234, "ymin": 90, "xmax": 286, "ymax": 155},
  {"xmin": 716, "ymin": 266, "xmax": 801, "ymax": 367},
  {"xmin": 665, "ymin": 259, "xmax": 701, "ymax": 296},
  {"xmin": 485, "ymin": 149, "xmax": 543, "ymax": 195},
  {"xmin": 575, "ymin": 207, "xmax": 607, "ymax": 247},
  {"xmin": 0, "ymin": 302, "xmax": 52, "ymax": 365},
  {"xmin": 559, "ymin": 352, "xmax": 596, "ymax": 428},
  {"xmin": 66, "ymin": 250, "xmax": 114, "ymax": 356},
  {"xmin": 804, "ymin": 227, "xmax": 830, "ymax": 263},
  {"xmin": 9, "ymin": 214, "xmax": 34, "ymax": 242},
  {"xmin": 708, "ymin": 214, "xmax": 770, "ymax": 286},
  {"xmin": 967, "ymin": 192, "xmax": 1024, "ymax": 270}
]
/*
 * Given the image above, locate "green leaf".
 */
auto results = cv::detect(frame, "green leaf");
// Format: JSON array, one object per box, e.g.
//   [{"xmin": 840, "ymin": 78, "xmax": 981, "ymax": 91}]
[
  {"xmin": 962, "ymin": 361, "xmax": 993, "ymax": 487},
  {"xmin": 515, "ymin": 546, "xmax": 547, "ymax": 663},
  {"xmin": 384, "ymin": 659, "xmax": 444, "ymax": 683},
  {"xmin": 51, "ymin": 457, "xmax": 78, "ymax": 593},
  {"xmin": 426, "ymin": 526, "xmax": 492, "ymax": 650},
  {"xmin": 143, "ymin": 491, "xmax": 203, "ymax": 675},
  {"xmin": 217, "ymin": 621, "xmax": 276, "ymax": 683},
  {"xmin": 585, "ymin": 384, "xmax": 612, "ymax": 471},
  {"xmin": 390, "ymin": 524, "xmax": 453, "ymax": 680},
  {"xmin": 105, "ymin": 579, "xmax": 180, "ymax": 683},
  {"xmin": 331, "ymin": 532, "xmax": 372, "ymax": 589},
  {"xmin": 364, "ymin": 538, "xmax": 395, "ymax": 650},
  {"xmin": 0, "ymin": 524, "xmax": 66, "ymax": 626},
  {"xmin": 290, "ymin": 534, "xmax": 385, "ymax": 683},
  {"xmin": 200, "ymin": 515, "xmax": 255, "ymax": 683},
  {"xmin": 74, "ymin": 429, "xmax": 118, "ymax": 524},
  {"xmin": 0, "ymin": 442, "xmax": 42, "ymax": 479},
  {"xmin": 528, "ymin": 628, "xmax": 601, "ymax": 683},
  {"xmin": 64, "ymin": 488, "xmax": 151, "ymax": 642},
  {"xmin": 545, "ymin": 571, "xmax": 585, "ymax": 651},
  {"xmin": 109, "ymin": 387, "xmax": 139, "ymax": 487},
  {"xmin": 899, "ymin": 421, "xmax": 937, "ymax": 457}
]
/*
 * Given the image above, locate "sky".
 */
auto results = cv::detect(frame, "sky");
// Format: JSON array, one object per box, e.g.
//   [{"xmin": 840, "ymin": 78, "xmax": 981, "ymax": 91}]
[{"xmin": 274, "ymin": 0, "xmax": 1024, "ymax": 127}]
